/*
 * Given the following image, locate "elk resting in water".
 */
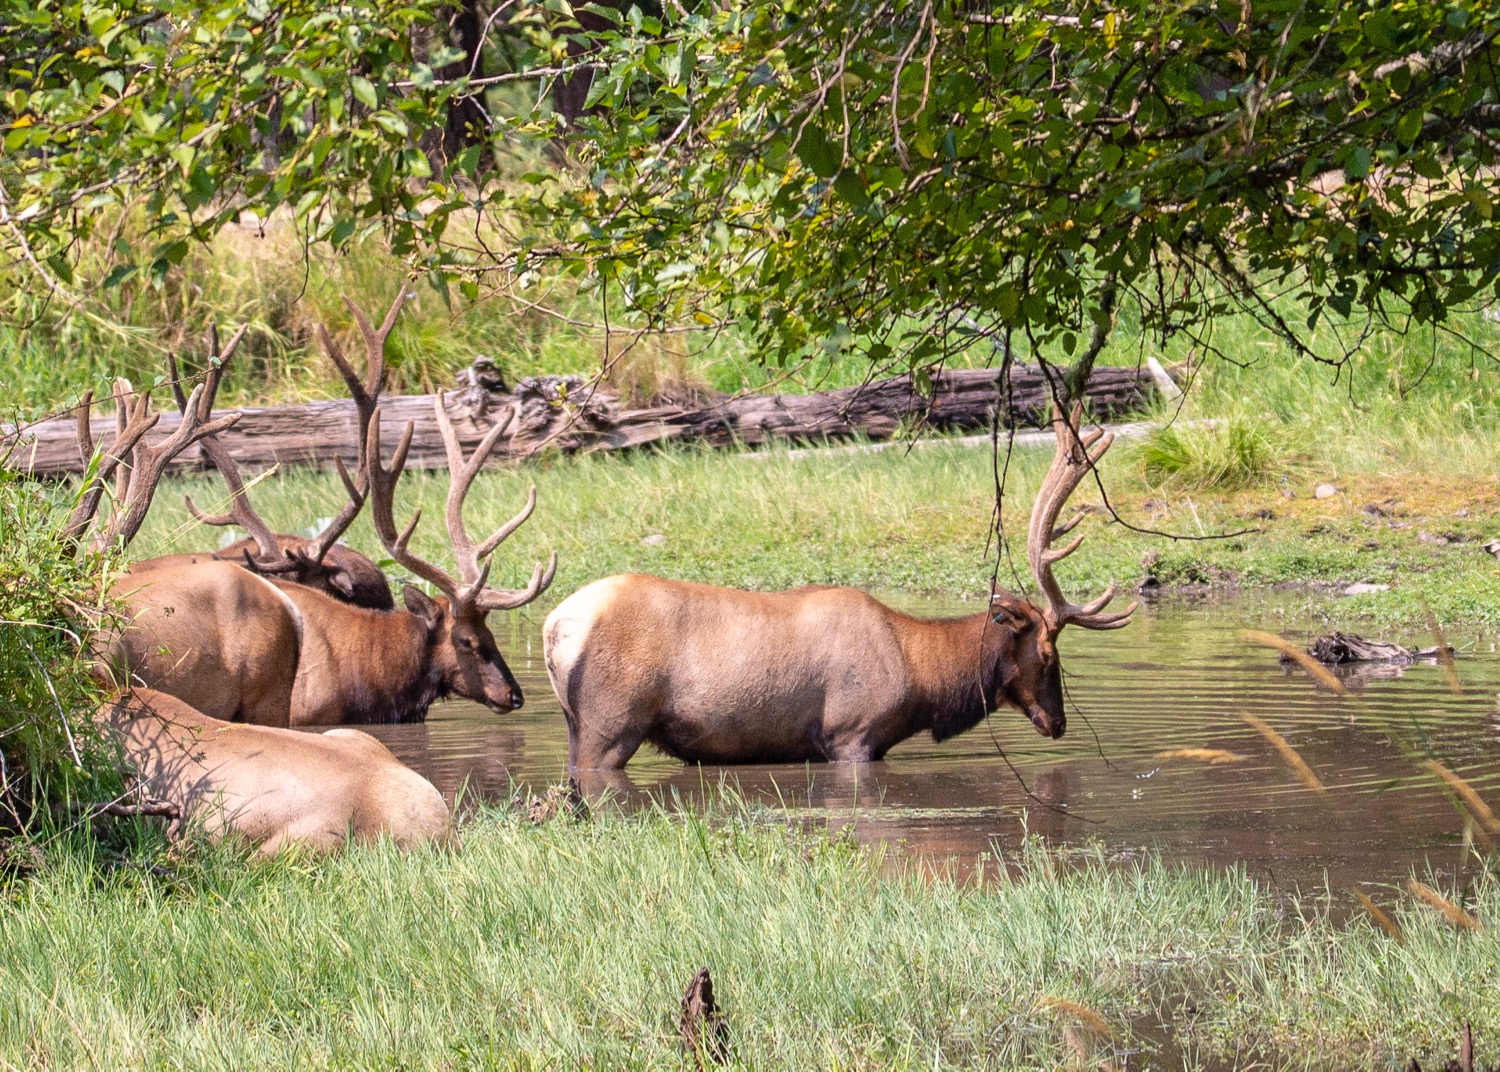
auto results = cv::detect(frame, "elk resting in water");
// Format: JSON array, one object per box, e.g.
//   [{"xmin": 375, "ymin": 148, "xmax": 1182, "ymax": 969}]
[
  {"xmin": 543, "ymin": 405, "xmax": 1135, "ymax": 769},
  {"xmin": 281, "ymin": 391, "xmax": 556, "ymax": 725},
  {"xmin": 101, "ymin": 688, "xmax": 451, "ymax": 854}
]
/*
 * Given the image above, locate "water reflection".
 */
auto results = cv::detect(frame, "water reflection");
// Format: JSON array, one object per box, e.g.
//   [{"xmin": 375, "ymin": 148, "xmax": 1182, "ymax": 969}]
[{"xmin": 347, "ymin": 593, "xmax": 1500, "ymax": 892}]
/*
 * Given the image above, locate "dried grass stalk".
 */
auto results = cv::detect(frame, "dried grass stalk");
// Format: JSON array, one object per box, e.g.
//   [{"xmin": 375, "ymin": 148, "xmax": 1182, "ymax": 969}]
[
  {"xmin": 1241, "ymin": 712, "xmax": 1327, "ymax": 792},
  {"xmin": 1423, "ymin": 603, "xmax": 1463, "ymax": 695},
  {"xmin": 1422, "ymin": 760, "xmax": 1500, "ymax": 836},
  {"xmin": 1037, "ymin": 995, "xmax": 1114, "ymax": 1039},
  {"xmin": 1352, "ymin": 888, "xmax": 1404, "ymax": 942},
  {"xmin": 1407, "ymin": 879, "xmax": 1482, "ymax": 931},
  {"xmin": 1156, "ymin": 747, "xmax": 1249, "ymax": 765}
]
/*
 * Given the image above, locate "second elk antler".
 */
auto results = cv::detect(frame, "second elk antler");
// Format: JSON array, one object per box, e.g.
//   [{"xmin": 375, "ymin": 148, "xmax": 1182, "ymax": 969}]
[{"xmin": 366, "ymin": 390, "xmax": 556, "ymax": 613}]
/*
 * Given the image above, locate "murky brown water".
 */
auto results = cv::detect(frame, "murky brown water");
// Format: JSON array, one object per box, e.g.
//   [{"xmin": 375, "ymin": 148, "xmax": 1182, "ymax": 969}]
[{"xmin": 351, "ymin": 592, "xmax": 1500, "ymax": 894}]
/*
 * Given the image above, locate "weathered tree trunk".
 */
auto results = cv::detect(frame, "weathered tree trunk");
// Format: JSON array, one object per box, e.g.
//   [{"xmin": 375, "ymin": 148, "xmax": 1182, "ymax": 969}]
[{"xmin": 6, "ymin": 362, "xmax": 1162, "ymax": 478}]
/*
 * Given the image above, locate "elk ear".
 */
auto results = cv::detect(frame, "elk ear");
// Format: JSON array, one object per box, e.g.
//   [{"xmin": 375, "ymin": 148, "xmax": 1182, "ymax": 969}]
[
  {"xmin": 326, "ymin": 568, "xmax": 357, "ymax": 601},
  {"xmin": 989, "ymin": 590, "xmax": 1031, "ymax": 629},
  {"xmin": 403, "ymin": 585, "xmax": 441, "ymax": 628}
]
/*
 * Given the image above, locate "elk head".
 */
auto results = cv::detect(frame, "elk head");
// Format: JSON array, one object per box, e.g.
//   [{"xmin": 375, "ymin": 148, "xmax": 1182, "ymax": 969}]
[
  {"xmin": 366, "ymin": 391, "xmax": 556, "ymax": 713},
  {"xmin": 1000, "ymin": 402, "xmax": 1136, "ymax": 739}
]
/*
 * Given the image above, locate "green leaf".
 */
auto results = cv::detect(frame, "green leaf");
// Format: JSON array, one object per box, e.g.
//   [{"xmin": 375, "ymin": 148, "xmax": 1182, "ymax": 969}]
[{"xmin": 351, "ymin": 76, "xmax": 378, "ymax": 109}]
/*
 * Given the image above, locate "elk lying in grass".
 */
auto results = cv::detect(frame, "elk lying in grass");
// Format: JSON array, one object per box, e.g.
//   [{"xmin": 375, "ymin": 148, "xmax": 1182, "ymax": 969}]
[
  {"xmin": 280, "ymin": 391, "xmax": 556, "ymax": 725},
  {"xmin": 128, "ymin": 301, "xmax": 404, "ymax": 610},
  {"xmin": 544, "ymin": 404, "xmax": 1135, "ymax": 769},
  {"xmin": 100, "ymin": 688, "xmax": 450, "ymax": 854}
]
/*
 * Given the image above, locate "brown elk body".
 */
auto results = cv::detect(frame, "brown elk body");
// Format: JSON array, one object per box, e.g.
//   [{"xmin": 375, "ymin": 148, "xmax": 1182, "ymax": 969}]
[
  {"xmin": 100, "ymin": 688, "xmax": 450, "ymax": 854},
  {"xmin": 277, "ymin": 380, "xmax": 556, "ymax": 725},
  {"xmin": 544, "ymin": 405, "xmax": 1135, "ymax": 769},
  {"xmin": 98, "ymin": 560, "xmax": 303, "ymax": 727}
]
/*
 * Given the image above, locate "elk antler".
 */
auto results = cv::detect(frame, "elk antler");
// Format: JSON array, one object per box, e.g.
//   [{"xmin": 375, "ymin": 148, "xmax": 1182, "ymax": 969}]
[
  {"xmin": 320, "ymin": 289, "xmax": 407, "ymax": 470},
  {"xmin": 171, "ymin": 325, "xmax": 299, "ymax": 573},
  {"xmin": 62, "ymin": 382, "xmax": 160, "ymax": 545},
  {"xmin": 1025, "ymin": 403, "xmax": 1136, "ymax": 634},
  {"xmin": 366, "ymin": 393, "xmax": 555, "ymax": 614},
  {"xmin": 86, "ymin": 381, "xmax": 241, "ymax": 552}
]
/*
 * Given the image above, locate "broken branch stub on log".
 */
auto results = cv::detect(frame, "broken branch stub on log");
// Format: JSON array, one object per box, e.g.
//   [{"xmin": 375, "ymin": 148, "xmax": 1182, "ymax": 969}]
[{"xmin": 7, "ymin": 363, "xmax": 1164, "ymax": 478}]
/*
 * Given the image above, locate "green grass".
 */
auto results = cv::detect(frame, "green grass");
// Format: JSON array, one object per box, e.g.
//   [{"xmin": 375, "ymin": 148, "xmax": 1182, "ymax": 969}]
[
  {"xmin": 129, "ymin": 431, "xmax": 1500, "ymax": 631},
  {"xmin": 1, "ymin": 803, "xmax": 1495, "ymax": 1070}
]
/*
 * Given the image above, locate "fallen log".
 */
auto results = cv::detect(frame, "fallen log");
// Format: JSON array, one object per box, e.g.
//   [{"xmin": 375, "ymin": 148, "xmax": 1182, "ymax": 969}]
[{"xmin": 5, "ymin": 361, "xmax": 1162, "ymax": 478}]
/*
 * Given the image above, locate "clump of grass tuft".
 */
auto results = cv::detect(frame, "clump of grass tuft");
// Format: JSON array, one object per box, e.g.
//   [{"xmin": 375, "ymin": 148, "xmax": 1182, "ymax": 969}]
[{"xmin": 1134, "ymin": 414, "xmax": 1295, "ymax": 491}]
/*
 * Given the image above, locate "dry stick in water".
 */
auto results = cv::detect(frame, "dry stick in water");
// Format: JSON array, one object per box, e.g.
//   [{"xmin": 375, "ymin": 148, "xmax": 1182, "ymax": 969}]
[
  {"xmin": 1239, "ymin": 630, "xmax": 1348, "ymax": 696},
  {"xmin": 1422, "ymin": 759, "xmax": 1500, "ymax": 836},
  {"xmin": 1407, "ymin": 879, "xmax": 1482, "ymax": 932},
  {"xmin": 1352, "ymin": 888, "xmax": 1404, "ymax": 942},
  {"xmin": 1155, "ymin": 747, "xmax": 1248, "ymax": 765},
  {"xmin": 1422, "ymin": 602, "xmax": 1463, "ymax": 695},
  {"xmin": 1240, "ymin": 712, "xmax": 1327, "ymax": 792}
]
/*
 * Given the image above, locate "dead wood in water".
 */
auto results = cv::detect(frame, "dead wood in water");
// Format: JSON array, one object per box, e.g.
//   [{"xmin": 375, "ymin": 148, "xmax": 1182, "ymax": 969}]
[{"xmin": 7, "ymin": 362, "xmax": 1165, "ymax": 478}]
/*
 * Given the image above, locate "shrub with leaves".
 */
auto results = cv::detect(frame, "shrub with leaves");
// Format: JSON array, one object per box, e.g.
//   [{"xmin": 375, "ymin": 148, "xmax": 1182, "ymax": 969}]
[{"xmin": 0, "ymin": 468, "xmax": 120, "ymax": 836}]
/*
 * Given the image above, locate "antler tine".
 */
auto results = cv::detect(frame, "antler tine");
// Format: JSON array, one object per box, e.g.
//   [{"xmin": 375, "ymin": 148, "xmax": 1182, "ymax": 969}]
[
  {"xmin": 167, "ymin": 327, "xmax": 294, "ymax": 570},
  {"xmin": 343, "ymin": 288, "xmax": 406, "ymax": 398},
  {"xmin": 301, "ymin": 456, "xmax": 366, "ymax": 565},
  {"xmin": 473, "ymin": 552, "xmax": 558, "ymax": 612},
  {"xmin": 433, "ymin": 391, "xmax": 512, "ymax": 586},
  {"xmin": 1025, "ymin": 402, "xmax": 1136, "ymax": 634},
  {"xmin": 95, "ymin": 385, "xmax": 241, "ymax": 550},
  {"xmin": 62, "ymin": 386, "xmax": 160, "ymax": 545},
  {"xmin": 431, "ymin": 392, "xmax": 554, "ymax": 611},
  {"xmin": 364, "ymin": 409, "xmax": 462, "ymax": 597}
]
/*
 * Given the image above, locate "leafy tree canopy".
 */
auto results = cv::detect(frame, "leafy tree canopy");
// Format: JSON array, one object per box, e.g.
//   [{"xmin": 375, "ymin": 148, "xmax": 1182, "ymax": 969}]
[{"xmin": 4, "ymin": 1, "xmax": 1500, "ymax": 385}]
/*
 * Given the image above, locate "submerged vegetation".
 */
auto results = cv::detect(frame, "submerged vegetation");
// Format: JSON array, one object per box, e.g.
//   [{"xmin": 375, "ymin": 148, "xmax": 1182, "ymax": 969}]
[{"xmin": 0, "ymin": 804, "xmax": 1495, "ymax": 1070}]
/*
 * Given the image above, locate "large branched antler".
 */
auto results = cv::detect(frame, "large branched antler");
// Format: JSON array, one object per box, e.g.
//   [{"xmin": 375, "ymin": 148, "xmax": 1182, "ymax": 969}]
[
  {"xmin": 366, "ymin": 392, "xmax": 555, "ymax": 615},
  {"xmin": 170, "ymin": 325, "xmax": 301, "ymax": 574},
  {"xmin": 62, "ymin": 382, "xmax": 160, "ymax": 545},
  {"xmin": 78, "ymin": 381, "xmax": 241, "ymax": 552},
  {"xmin": 1025, "ymin": 403, "xmax": 1136, "ymax": 634}
]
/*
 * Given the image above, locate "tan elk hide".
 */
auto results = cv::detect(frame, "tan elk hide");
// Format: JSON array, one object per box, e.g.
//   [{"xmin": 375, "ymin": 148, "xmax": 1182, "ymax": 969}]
[
  {"xmin": 543, "ymin": 405, "xmax": 1135, "ymax": 769},
  {"xmin": 100, "ymin": 688, "xmax": 451, "ymax": 855},
  {"xmin": 98, "ymin": 560, "xmax": 304, "ymax": 727}
]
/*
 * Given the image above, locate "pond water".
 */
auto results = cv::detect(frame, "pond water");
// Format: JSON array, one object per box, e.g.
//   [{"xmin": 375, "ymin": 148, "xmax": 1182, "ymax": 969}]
[{"xmin": 352, "ymin": 593, "xmax": 1500, "ymax": 894}]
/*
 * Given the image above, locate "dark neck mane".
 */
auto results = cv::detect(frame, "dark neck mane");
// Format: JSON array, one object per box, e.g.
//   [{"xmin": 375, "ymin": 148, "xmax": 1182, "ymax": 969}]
[{"xmin": 896, "ymin": 612, "xmax": 1006, "ymax": 742}]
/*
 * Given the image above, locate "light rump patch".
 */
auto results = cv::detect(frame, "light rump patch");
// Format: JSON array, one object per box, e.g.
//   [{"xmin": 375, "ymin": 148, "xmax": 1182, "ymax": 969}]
[{"xmin": 544, "ymin": 575, "xmax": 629, "ymax": 688}]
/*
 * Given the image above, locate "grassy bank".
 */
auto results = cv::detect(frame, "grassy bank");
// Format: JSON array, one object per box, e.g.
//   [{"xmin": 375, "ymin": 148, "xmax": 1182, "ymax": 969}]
[
  {"xmin": 0, "ymin": 805, "xmax": 1493, "ymax": 1070},
  {"xmin": 131, "ymin": 431, "xmax": 1500, "ymax": 632}
]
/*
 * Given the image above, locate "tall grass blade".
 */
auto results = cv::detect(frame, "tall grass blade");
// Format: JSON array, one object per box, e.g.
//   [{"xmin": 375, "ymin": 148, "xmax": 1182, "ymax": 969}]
[
  {"xmin": 1239, "ymin": 630, "xmax": 1347, "ymax": 695},
  {"xmin": 1155, "ymin": 747, "xmax": 1248, "ymax": 765},
  {"xmin": 1407, "ymin": 879, "xmax": 1482, "ymax": 932},
  {"xmin": 1240, "ymin": 712, "xmax": 1327, "ymax": 792},
  {"xmin": 1422, "ymin": 759, "xmax": 1500, "ymax": 836},
  {"xmin": 1422, "ymin": 602, "xmax": 1462, "ymax": 695},
  {"xmin": 1352, "ymin": 888, "xmax": 1404, "ymax": 942}
]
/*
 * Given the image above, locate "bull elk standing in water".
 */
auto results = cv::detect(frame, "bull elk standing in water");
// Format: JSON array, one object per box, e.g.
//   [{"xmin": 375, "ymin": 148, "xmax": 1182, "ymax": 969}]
[
  {"xmin": 544, "ymin": 405, "xmax": 1135, "ymax": 769},
  {"xmin": 280, "ymin": 394, "xmax": 557, "ymax": 725}
]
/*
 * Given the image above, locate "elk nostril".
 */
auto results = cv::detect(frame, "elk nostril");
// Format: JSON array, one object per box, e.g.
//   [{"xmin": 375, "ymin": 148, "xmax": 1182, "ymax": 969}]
[{"xmin": 511, "ymin": 692, "xmax": 524, "ymax": 711}]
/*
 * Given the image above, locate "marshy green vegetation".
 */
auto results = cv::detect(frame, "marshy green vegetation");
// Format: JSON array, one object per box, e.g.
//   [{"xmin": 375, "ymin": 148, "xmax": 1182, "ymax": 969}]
[{"xmin": 1, "ymin": 804, "xmax": 1495, "ymax": 1070}]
